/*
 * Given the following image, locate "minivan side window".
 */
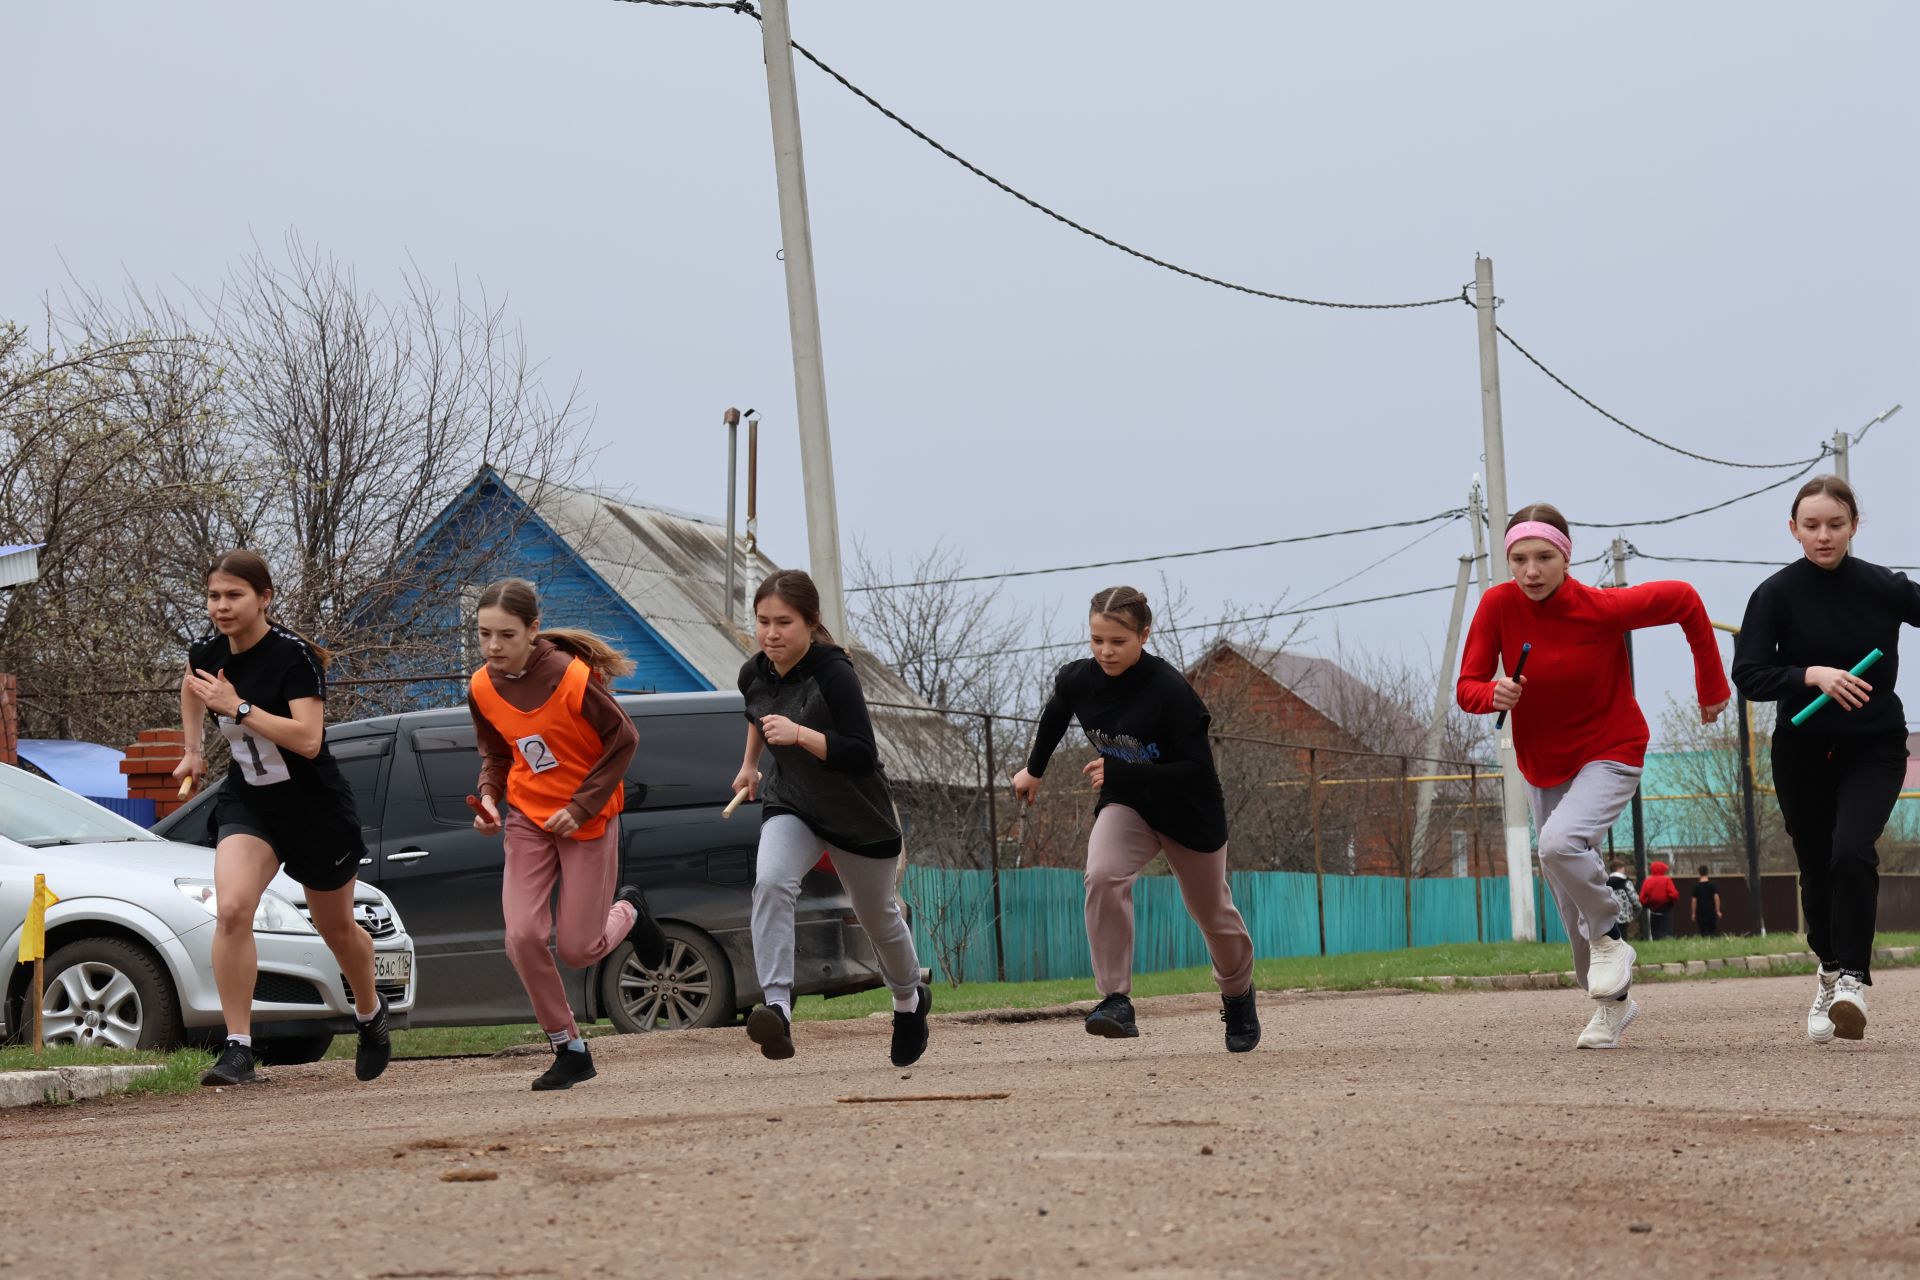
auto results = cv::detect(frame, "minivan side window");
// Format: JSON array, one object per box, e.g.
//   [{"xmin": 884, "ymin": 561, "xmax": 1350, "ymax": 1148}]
[
  {"xmin": 332, "ymin": 736, "xmax": 392, "ymax": 829},
  {"xmin": 624, "ymin": 712, "xmax": 743, "ymax": 811},
  {"xmin": 411, "ymin": 726, "xmax": 482, "ymax": 826}
]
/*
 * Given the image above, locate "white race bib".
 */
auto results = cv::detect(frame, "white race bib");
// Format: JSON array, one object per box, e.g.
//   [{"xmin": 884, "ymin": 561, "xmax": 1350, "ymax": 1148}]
[
  {"xmin": 220, "ymin": 718, "xmax": 292, "ymax": 786},
  {"xmin": 515, "ymin": 733, "xmax": 562, "ymax": 774}
]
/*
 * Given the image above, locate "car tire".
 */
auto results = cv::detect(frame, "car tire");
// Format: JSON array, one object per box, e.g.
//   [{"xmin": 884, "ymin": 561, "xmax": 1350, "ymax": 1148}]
[
  {"xmin": 39, "ymin": 937, "xmax": 181, "ymax": 1051},
  {"xmin": 254, "ymin": 1032, "xmax": 335, "ymax": 1065},
  {"xmin": 600, "ymin": 922, "xmax": 736, "ymax": 1033}
]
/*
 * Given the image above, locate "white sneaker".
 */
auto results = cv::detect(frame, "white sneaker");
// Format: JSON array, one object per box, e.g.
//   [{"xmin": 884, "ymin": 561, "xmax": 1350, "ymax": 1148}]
[
  {"xmin": 1586, "ymin": 935, "xmax": 1636, "ymax": 1001},
  {"xmin": 1829, "ymin": 975, "xmax": 1867, "ymax": 1041},
  {"xmin": 1807, "ymin": 969, "xmax": 1839, "ymax": 1044},
  {"xmin": 1578, "ymin": 999, "xmax": 1638, "ymax": 1049}
]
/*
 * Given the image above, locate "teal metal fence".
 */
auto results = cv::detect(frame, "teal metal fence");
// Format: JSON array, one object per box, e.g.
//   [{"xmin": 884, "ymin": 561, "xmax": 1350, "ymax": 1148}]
[{"xmin": 904, "ymin": 866, "xmax": 1574, "ymax": 983}]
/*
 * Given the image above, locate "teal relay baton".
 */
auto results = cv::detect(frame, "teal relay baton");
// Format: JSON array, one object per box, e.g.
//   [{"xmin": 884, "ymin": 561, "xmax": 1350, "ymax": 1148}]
[{"xmin": 1790, "ymin": 648, "xmax": 1884, "ymax": 726}]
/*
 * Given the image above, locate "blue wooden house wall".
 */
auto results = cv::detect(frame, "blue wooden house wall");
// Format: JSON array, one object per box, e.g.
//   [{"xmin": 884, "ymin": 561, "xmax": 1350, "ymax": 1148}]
[{"xmin": 375, "ymin": 469, "xmax": 712, "ymax": 702}]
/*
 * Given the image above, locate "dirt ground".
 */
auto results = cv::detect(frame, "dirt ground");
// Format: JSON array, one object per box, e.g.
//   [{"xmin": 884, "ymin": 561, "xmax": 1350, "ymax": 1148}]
[{"xmin": 5, "ymin": 971, "xmax": 1918, "ymax": 1280}]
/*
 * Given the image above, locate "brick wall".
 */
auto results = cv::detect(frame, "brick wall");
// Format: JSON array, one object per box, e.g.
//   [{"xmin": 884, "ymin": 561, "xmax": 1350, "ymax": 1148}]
[
  {"xmin": 0, "ymin": 673, "xmax": 15, "ymax": 766},
  {"xmin": 121, "ymin": 728, "xmax": 191, "ymax": 819}
]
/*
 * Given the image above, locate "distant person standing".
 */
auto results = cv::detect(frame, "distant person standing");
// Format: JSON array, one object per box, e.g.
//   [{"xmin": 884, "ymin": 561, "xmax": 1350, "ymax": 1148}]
[
  {"xmin": 1640, "ymin": 861, "xmax": 1680, "ymax": 940},
  {"xmin": 1691, "ymin": 867, "xmax": 1723, "ymax": 938},
  {"xmin": 1606, "ymin": 862, "xmax": 1641, "ymax": 939}
]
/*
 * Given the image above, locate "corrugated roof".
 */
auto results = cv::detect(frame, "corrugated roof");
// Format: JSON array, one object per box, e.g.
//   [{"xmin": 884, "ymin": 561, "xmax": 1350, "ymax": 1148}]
[
  {"xmin": 1237, "ymin": 644, "xmax": 1425, "ymax": 754},
  {"xmin": 499, "ymin": 472, "xmax": 970, "ymax": 784}
]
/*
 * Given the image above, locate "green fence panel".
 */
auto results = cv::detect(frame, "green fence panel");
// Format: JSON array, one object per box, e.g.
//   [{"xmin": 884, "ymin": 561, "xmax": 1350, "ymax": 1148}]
[
  {"xmin": 1479, "ymin": 877, "xmax": 1513, "ymax": 943},
  {"xmin": 1321, "ymin": 875, "xmax": 1407, "ymax": 955},
  {"xmin": 1411, "ymin": 878, "xmax": 1482, "ymax": 947},
  {"xmin": 1232, "ymin": 871, "xmax": 1322, "ymax": 959},
  {"xmin": 998, "ymin": 867, "xmax": 1093, "ymax": 983},
  {"xmin": 903, "ymin": 864, "xmax": 1000, "ymax": 984}
]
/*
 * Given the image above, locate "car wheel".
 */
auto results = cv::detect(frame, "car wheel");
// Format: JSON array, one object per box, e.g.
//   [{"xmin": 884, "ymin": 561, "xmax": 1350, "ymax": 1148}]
[
  {"xmin": 254, "ymin": 1032, "xmax": 335, "ymax": 1065},
  {"xmin": 39, "ymin": 938, "xmax": 181, "ymax": 1051},
  {"xmin": 600, "ymin": 922, "xmax": 735, "ymax": 1033}
]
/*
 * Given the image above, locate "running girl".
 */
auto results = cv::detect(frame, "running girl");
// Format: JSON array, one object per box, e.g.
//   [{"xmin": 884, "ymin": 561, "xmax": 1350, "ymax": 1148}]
[
  {"xmin": 1732, "ymin": 476, "xmax": 1920, "ymax": 1043},
  {"xmin": 733, "ymin": 570, "xmax": 931, "ymax": 1066},
  {"xmin": 1012, "ymin": 587, "xmax": 1260, "ymax": 1053},
  {"xmin": 175, "ymin": 551, "xmax": 392, "ymax": 1088},
  {"xmin": 1457, "ymin": 505, "xmax": 1730, "ymax": 1049},
  {"xmin": 466, "ymin": 578, "xmax": 665, "ymax": 1091}
]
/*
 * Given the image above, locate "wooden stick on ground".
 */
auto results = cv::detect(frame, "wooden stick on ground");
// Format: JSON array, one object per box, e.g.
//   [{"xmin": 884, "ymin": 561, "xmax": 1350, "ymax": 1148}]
[{"xmin": 837, "ymin": 1092, "xmax": 1011, "ymax": 1104}]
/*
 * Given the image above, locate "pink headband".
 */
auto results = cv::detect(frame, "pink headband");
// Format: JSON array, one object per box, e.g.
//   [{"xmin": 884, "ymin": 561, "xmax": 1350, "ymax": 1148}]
[{"xmin": 1504, "ymin": 520, "xmax": 1572, "ymax": 561}]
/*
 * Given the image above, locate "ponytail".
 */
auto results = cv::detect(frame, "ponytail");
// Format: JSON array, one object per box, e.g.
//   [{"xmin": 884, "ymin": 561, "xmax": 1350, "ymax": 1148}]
[{"xmin": 541, "ymin": 627, "xmax": 637, "ymax": 686}]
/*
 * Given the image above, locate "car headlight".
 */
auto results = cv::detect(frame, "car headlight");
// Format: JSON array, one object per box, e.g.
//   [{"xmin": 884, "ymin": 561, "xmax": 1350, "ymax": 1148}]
[{"xmin": 175, "ymin": 880, "xmax": 318, "ymax": 935}]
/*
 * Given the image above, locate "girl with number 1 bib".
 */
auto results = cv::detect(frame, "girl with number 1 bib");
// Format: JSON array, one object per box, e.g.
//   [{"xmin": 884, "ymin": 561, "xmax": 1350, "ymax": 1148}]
[
  {"xmin": 178, "ymin": 551, "xmax": 392, "ymax": 1089},
  {"xmin": 466, "ymin": 578, "xmax": 666, "ymax": 1091}
]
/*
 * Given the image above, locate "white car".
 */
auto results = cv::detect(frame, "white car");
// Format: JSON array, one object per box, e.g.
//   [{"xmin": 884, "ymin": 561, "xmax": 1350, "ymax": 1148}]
[{"xmin": 0, "ymin": 763, "xmax": 415, "ymax": 1063}]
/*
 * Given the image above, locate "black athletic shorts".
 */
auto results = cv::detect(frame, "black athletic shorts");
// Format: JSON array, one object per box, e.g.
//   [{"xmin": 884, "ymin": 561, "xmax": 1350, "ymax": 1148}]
[{"xmin": 213, "ymin": 788, "xmax": 366, "ymax": 892}]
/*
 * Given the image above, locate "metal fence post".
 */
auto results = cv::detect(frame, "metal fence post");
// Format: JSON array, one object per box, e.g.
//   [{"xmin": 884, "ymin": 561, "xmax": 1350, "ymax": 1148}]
[
  {"xmin": 1310, "ymin": 748, "xmax": 1326, "ymax": 956},
  {"xmin": 983, "ymin": 713, "xmax": 1006, "ymax": 982},
  {"xmin": 1735, "ymin": 694, "xmax": 1764, "ymax": 934},
  {"xmin": 1470, "ymin": 764, "xmax": 1484, "ymax": 942},
  {"xmin": 1401, "ymin": 755, "xmax": 1414, "ymax": 949}
]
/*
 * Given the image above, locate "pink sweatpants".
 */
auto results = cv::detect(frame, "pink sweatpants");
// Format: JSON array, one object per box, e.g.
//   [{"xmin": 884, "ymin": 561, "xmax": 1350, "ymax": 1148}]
[
  {"xmin": 1085, "ymin": 804, "xmax": 1255, "ymax": 999},
  {"xmin": 502, "ymin": 810, "xmax": 635, "ymax": 1038}
]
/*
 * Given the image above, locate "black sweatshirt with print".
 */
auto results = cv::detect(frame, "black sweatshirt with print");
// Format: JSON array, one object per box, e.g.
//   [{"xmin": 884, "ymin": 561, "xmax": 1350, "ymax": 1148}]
[
  {"xmin": 739, "ymin": 644, "xmax": 901, "ymax": 859},
  {"xmin": 1732, "ymin": 555, "xmax": 1920, "ymax": 738},
  {"xmin": 1026, "ymin": 653, "xmax": 1228, "ymax": 853}
]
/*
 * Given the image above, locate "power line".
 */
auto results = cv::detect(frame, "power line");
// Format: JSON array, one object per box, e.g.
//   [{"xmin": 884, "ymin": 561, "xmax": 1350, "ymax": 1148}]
[
  {"xmin": 614, "ymin": 0, "xmax": 1464, "ymax": 311},
  {"xmin": 1287, "ymin": 517, "xmax": 1462, "ymax": 609},
  {"xmin": 1565, "ymin": 458, "xmax": 1824, "ymax": 529},
  {"xmin": 953, "ymin": 582, "xmax": 1466, "ymax": 661},
  {"xmin": 849, "ymin": 510, "xmax": 1468, "ymax": 593},
  {"xmin": 1495, "ymin": 324, "xmax": 1829, "ymax": 471},
  {"xmin": 1630, "ymin": 546, "xmax": 1920, "ymax": 573}
]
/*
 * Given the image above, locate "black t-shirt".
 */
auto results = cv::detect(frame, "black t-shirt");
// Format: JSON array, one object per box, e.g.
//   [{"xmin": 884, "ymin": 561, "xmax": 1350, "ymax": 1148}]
[
  {"xmin": 1026, "ymin": 653, "xmax": 1228, "ymax": 853},
  {"xmin": 1733, "ymin": 555, "xmax": 1920, "ymax": 738},
  {"xmin": 188, "ymin": 626, "xmax": 355, "ymax": 818},
  {"xmin": 1692, "ymin": 881, "xmax": 1719, "ymax": 922}
]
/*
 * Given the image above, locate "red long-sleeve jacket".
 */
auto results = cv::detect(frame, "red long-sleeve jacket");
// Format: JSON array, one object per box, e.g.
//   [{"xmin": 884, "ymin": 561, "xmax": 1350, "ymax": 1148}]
[{"xmin": 1457, "ymin": 578, "xmax": 1731, "ymax": 789}]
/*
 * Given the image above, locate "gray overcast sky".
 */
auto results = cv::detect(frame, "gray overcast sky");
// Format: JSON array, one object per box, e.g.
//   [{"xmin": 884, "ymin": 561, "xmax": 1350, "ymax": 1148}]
[{"xmin": 5, "ymin": 1, "xmax": 1915, "ymax": 730}]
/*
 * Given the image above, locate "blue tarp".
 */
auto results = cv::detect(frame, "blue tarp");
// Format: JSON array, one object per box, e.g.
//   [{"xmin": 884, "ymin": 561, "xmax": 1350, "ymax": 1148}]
[{"xmin": 17, "ymin": 739, "xmax": 127, "ymax": 799}]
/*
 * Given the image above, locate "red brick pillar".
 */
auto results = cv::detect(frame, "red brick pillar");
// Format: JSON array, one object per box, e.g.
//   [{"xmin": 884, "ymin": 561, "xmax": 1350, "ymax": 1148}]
[
  {"xmin": 124, "ymin": 728, "xmax": 190, "ymax": 819},
  {"xmin": 0, "ymin": 674, "xmax": 16, "ymax": 766}
]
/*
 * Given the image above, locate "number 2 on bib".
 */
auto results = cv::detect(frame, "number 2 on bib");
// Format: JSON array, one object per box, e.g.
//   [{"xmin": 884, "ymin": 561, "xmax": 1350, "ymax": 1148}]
[{"xmin": 515, "ymin": 733, "xmax": 562, "ymax": 774}]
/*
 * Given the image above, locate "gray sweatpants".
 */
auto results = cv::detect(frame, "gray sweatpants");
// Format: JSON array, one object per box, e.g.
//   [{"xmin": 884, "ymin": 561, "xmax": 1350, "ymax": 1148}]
[
  {"xmin": 752, "ymin": 814, "xmax": 922, "ymax": 1011},
  {"xmin": 1526, "ymin": 760, "xmax": 1644, "ymax": 990}
]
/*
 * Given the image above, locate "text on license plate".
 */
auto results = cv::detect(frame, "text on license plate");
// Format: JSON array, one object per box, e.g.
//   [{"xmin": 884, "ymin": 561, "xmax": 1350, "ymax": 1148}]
[{"xmin": 373, "ymin": 952, "xmax": 413, "ymax": 984}]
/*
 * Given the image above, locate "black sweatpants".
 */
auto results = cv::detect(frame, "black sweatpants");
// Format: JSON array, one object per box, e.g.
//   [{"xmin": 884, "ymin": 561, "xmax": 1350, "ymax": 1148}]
[{"xmin": 1771, "ymin": 729, "xmax": 1909, "ymax": 983}]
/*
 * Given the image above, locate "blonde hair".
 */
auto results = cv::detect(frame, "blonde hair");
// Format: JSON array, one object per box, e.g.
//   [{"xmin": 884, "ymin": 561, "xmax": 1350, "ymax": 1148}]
[{"xmin": 475, "ymin": 578, "xmax": 636, "ymax": 686}]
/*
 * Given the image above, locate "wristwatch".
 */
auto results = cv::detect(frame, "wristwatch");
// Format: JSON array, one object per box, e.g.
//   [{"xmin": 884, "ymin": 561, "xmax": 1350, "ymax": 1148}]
[{"xmin": 234, "ymin": 702, "xmax": 253, "ymax": 721}]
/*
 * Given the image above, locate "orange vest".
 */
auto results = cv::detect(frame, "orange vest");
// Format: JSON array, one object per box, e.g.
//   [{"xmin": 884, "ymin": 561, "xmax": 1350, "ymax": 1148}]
[{"xmin": 468, "ymin": 657, "xmax": 624, "ymax": 840}]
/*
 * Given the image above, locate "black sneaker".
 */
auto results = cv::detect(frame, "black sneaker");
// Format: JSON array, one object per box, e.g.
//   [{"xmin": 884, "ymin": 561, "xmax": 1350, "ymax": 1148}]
[
  {"xmin": 617, "ymin": 885, "xmax": 669, "ymax": 969},
  {"xmin": 531, "ymin": 1043, "xmax": 597, "ymax": 1092},
  {"xmin": 1085, "ymin": 993, "xmax": 1139, "ymax": 1039},
  {"xmin": 1221, "ymin": 986, "xmax": 1261, "ymax": 1053},
  {"xmin": 746, "ymin": 1005, "xmax": 795, "ymax": 1061},
  {"xmin": 201, "ymin": 1040, "xmax": 258, "ymax": 1087},
  {"xmin": 889, "ymin": 984, "xmax": 932, "ymax": 1068},
  {"xmin": 354, "ymin": 996, "xmax": 392, "ymax": 1082}
]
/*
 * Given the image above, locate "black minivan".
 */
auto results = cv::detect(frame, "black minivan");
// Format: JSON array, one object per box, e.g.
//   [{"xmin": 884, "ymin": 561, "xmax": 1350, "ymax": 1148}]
[{"xmin": 155, "ymin": 691, "xmax": 895, "ymax": 1030}]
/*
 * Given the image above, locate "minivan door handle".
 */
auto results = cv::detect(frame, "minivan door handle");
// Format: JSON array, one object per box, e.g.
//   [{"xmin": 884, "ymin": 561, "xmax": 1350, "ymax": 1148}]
[{"xmin": 388, "ymin": 847, "xmax": 432, "ymax": 864}]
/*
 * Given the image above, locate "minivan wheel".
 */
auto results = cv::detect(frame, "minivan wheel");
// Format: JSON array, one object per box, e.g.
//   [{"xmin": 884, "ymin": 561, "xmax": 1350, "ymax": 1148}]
[
  {"xmin": 39, "ymin": 938, "xmax": 181, "ymax": 1051},
  {"xmin": 601, "ymin": 922, "xmax": 735, "ymax": 1032}
]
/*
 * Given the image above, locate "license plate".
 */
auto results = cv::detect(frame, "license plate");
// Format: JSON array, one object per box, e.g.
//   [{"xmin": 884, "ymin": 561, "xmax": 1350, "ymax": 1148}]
[{"xmin": 373, "ymin": 951, "xmax": 413, "ymax": 984}]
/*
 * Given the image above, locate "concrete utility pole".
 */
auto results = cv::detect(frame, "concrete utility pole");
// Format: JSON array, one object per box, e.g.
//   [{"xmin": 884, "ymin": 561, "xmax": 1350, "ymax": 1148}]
[
  {"xmin": 1473, "ymin": 256, "xmax": 1537, "ymax": 941},
  {"xmin": 1611, "ymin": 537, "xmax": 1649, "ymax": 891},
  {"xmin": 1468, "ymin": 476, "xmax": 1490, "ymax": 596},
  {"xmin": 759, "ymin": 0, "xmax": 847, "ymax": 641},
  {"xmin": 1410, "ymin": 555, "xmax": 1474, "ymax": 872},
  {"xmin": 722, "ymin": 407, "xmax": 741, "ymax": 629},
  {"xmin": 1833, "ymin": 404, "xmax": 1903, "ymax": 485}
]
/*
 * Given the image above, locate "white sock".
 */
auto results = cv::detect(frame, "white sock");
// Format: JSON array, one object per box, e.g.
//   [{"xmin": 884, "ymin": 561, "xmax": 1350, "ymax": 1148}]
[
  {"xmin": 354, "ymin": 1001, "xmax": 381, "ymax": 1023},
  {"xmin": 227, "ymin": 1033, "xmax": 252, "ymax": 1048},
  {"xmin": 566, "ymin": 1038, "xmax": 587, "ymax": 1053},
  {"xmin": 891, "ymin": 990, "xmax": 920, "ymax": 1014},
  {"xmin": 547, "ymin": 1029, "xmax": 571, "ymax": 1047},
  {"xmin": 770, "ymin": 1000, "xmax": 792, "ymax": 1022}
]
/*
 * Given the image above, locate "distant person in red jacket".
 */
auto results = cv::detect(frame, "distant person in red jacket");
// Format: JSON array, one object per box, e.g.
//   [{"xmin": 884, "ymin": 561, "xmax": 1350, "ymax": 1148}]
[
  {"xmin": 1640, "ymin": 861, "xmax": 1681, "ymax": 940},
  {"xmin": 1459, "ymin": 504, "xmax": 1730, "ymax": 1050}
]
